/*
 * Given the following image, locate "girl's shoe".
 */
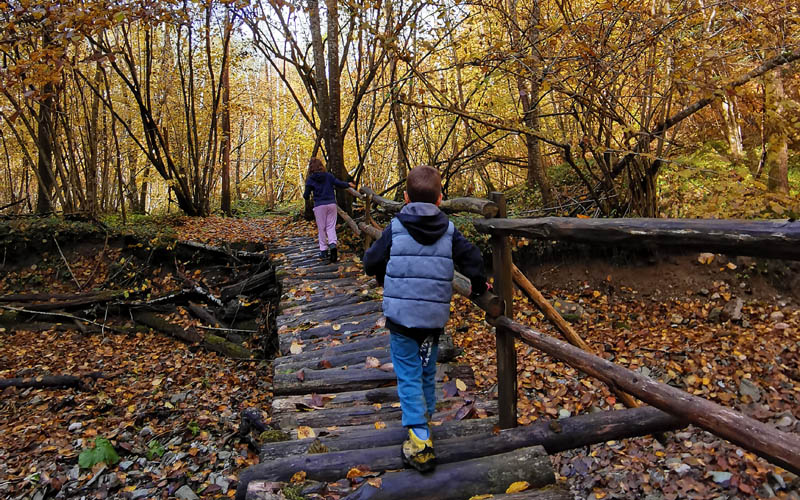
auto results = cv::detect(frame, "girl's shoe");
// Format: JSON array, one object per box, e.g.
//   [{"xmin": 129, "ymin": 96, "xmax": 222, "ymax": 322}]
[
  {"xmin": 320, "ymin": 249, "xmax": 329, "ymax": 260},
  {"xmin": 328, "ymin": 244, "xmax": 338, "ymax": 263}
]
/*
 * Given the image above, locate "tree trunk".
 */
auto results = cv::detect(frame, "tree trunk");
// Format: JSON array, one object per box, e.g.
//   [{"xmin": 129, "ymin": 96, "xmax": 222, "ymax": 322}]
[
  {"xmin": 765, "ymin": 68, "xmax": 789, "ymax": 194},
  {"xmin": 35, "ymin": 76, "xmax": 56, "ymax": 214},
  {"xmin": 220, "ymin": 9, "xmax": 232, "ymax": 216},
  {"xmin": 86, "ymin": 63, "xmax": 102, "ymax": 214}
]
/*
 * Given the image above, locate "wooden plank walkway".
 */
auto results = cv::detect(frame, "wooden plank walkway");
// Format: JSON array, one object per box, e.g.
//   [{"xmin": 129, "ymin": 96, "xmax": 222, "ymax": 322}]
[{"xmin": 239, "ymin": 230, "xmax": 569, "ymax": 500}]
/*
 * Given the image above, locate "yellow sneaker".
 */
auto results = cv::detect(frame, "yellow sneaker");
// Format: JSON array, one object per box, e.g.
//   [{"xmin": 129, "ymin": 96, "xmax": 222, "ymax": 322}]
[{"xmin": 401, "ymin": 428, "xmax": 436, "ymax": 473}]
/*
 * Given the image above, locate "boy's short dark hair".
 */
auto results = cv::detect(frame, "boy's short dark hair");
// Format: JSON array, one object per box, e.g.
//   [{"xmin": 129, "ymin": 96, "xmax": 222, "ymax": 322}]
[{"xmin": 406, "ymin": 165, "xmax": 442, "ymax": 203}]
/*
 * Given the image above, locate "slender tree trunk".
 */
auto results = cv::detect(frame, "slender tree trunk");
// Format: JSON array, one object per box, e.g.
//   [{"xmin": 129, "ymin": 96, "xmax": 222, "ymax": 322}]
[
  {"xmin": 86, "ymin": 63, "xmax": 102, "ymax": 214},
  {"xmin": 506, "ymin": 0, "xmax": 554, "ymax": 205},
  {"xmin": 765, "ymin": 68, "xmax": 789, "ymax": 194},
  {"xmin": 220, "ymin": 9, "xmax": 232, "ymax": 216},
  {"xmin": 35, "ymin": 80, "xmax": 56, "ymax": 214}
]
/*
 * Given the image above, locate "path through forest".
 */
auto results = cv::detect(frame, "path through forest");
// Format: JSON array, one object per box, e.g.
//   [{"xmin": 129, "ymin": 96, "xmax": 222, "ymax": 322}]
[{"xmin": 1, "ymin": 215, "xmax": 798, "ymax": 499}]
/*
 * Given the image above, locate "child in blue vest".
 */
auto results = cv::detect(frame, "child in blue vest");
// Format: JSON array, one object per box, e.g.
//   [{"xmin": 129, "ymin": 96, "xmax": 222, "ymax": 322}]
[
  {"xmin": 363, "ymin": 165, "xmax": 487, "ymax": 472},
  {"xmin": 303, "ymin": 157, "xmax": 355, "ymax": 263}
]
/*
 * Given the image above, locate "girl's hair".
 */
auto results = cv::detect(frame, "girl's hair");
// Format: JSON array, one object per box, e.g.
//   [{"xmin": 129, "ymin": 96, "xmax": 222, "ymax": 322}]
[{"xmin": 308, "ymin": 157, "xmax": 326, "ymax": 174}]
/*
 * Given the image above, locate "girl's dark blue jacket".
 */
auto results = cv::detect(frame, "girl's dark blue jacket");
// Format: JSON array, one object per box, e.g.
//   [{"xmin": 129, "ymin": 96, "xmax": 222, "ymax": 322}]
[{"xmin": 303, "ymin": 172, "xmax": 350, "ymax": 207}]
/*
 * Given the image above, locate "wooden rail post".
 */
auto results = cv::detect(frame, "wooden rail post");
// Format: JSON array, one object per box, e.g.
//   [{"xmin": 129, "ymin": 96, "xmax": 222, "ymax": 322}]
[
  {"xmin": 363, "ymin": 194, "xmax": 374, "ymax": 251},
  {"xmin": 490, "ymin": 192, "xmax": 516, "ymax": 428}
]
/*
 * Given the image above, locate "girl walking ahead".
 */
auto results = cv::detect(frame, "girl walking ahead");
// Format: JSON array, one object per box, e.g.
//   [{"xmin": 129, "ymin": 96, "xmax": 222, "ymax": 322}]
[{"xmin": 303, "ymin": 157, "xmax": 354, "ymax": 263}]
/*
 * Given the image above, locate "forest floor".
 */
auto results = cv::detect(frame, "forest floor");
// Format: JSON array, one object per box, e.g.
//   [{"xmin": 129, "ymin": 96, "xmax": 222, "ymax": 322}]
[{"xmin": 1, "ymin": 215, "xmax": 799, "ymax": 499}]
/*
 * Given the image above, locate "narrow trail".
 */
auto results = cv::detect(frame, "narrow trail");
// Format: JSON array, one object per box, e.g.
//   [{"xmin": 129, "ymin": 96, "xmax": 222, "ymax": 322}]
[{"xmin": 239, "ymin": 226, "xmax": 570, "ymax": 499}]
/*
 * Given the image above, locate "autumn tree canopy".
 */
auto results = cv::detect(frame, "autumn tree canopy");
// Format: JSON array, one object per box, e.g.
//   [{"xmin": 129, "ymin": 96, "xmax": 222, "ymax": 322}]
[{"xmin": 0, "ymin": 0, "xmax": 797, "ymax": 217}]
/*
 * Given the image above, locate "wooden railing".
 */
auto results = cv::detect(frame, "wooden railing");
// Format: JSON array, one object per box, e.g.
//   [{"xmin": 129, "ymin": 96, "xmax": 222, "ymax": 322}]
[{"xmin": 336, "ymin": 187, "xmax": 800, "ymax": 476}]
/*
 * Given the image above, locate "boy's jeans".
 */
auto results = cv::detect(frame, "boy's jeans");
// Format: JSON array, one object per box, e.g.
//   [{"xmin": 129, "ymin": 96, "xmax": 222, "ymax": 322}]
[{"xmin": 390, "ymin": 331, "xmax": 439, "ymax": 428}]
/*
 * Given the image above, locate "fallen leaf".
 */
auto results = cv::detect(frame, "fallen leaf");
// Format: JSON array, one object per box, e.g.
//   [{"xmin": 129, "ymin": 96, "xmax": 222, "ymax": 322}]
[
  {"xmin": 367, "ymin": 477, "xmax": 382, "ymax": 488},
  {"xmin": 296, "ymin": 369, "xmax": 305, "ymax": 382},
  {"xmin": 374, "ymin": 421, "xmax": 386, "ymax": 429},
  {"xmin": 506, "ymin": 481, "xmax": 529, "ymax": 494},
  {"xmin": 297, "ymin": 426, "xmax": 315, "ymax": 439},
  {"xmin": 698, "ymin": 252, "xmax": 715, "ymax": 264},
  {"xmin": 365, "ymin": 356, "xmax": 381, "ymax": 369},
  {"xmin": 290, "ymin": 341, "xmax": 303, "ymax": 354},
  {"xmin": 290, "ymin": 471, "xmax": 306, "ymax": 483},
  {"xmin": 455, "ymin": 378, "xmax": 467, "ymax": 392}
]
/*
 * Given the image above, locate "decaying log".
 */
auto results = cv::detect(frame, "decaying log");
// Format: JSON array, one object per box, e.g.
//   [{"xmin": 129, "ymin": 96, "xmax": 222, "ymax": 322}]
[
  {"xmin": 473, "ymin": 217, "xmax": 800, "ymax": 261},
  {"xmin": 6, "ymin": 289, "xmax": 127, "ymax": 311},
  {"xmin": 471, "ymin": 489, "xmax": 573, "ymax": 500},
  {"xmin": 188, "ymin": 301, "xmax": 222, "ymax": 327},
  {"xmin": 133, "ymin": 311, "xmax": 254, "ymax": 359},
  {"xmin": 177, "ymin": 240, "xmax": 269, "ymax": 263},
  {"xmin": 221, "ymin": 269, "xmax": 277, "ymax": 302},
  {"xmin": 495, "ymin": 316, "xmax": 800, "ymax": 475},
  {"xmin": 0, "ymin": 372, "xmax": 112, "ymax": 390}
]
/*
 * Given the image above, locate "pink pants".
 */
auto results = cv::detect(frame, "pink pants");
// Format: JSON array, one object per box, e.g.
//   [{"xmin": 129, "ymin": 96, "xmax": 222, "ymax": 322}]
[{"xmin": 313, "ymin": 203, "xmax": 338, "ymax": 251}]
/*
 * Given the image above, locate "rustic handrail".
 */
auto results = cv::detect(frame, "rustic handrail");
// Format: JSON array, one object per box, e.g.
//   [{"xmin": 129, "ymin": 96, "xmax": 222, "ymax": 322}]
[
  {"xmin": 473, "ymin": 217, "xmax": 800, "ymax": 260},
  {"xmin": 491, "ymin": 315, "xmax": 800, "ymax": 475},
  {"xmin": 347, "ymin": 187, "xmax": 499, "ymax": 217}
]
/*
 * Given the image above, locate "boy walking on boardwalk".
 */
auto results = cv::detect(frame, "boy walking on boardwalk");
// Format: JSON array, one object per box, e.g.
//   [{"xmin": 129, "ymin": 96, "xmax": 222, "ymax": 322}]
[{"xmin": 363, "ymin": 165, "xmax": 487, "ymax": 472}]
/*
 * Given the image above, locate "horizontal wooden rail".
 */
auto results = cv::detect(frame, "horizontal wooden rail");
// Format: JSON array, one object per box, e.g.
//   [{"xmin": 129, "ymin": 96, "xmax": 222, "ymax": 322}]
[
  {"xmin": 492, "ymin": 315, "xmax": 800, "ymax": 475},
  {"xmin": 473, "ymin": 217, "xmax": 800, "ymax": 260},
  {"xmin": 347, "ymin": 187, "xmax": 498, "ymax": 217}
]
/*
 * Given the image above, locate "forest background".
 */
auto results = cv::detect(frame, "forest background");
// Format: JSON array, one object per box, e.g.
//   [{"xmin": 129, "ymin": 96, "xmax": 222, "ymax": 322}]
[{"xmin": 0, "ymin": 0, "xmax": 798, "ymax": 221}]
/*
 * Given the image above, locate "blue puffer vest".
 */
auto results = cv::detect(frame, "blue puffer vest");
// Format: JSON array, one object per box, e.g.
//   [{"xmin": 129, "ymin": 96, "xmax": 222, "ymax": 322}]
[{"xmin": 382, "ymin": 217, "xmax": 455, "ymax": 330}]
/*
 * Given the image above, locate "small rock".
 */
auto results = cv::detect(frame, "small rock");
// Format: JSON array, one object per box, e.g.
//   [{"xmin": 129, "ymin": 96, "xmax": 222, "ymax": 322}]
[
  {"xmin": 742, "ymin": 319, "xmax": 751, "ymax": 328},
  {"xmin": 669, "ymin": 314, "xmax": 683, "ymax": 325},
  {"xmin": 708, "ymin": 307, "xmax": 723, "ymax": 323},
  {"xmin": 773, "ymin": 322, "xmax": 790, "ymax": 332},
  {"xmin": 709, "ymin": 471, "xmax": 732, "ymax": 485},
  {"xmin": 103, "ymin": 473, "xmax": 122, "ymax": 489},
  {"xmin": 558, "ymin": 409, "xmax": 571, "ymax": 419},
  {"xmin": 710, "ymin": 292, "xmax": 721, "ymax": 300},
  {"xmin": 29, "ymin": 395, "xmax": 43, "ymax": 406},
  {"xmin": 770, "ymin": 311, "xmax": 785, "ymax": 322},
  {"xmin": 215, "ymin": 476, "xmax": 230, "ymax": 494},
  {"xmin": 170, "ymin": 392, "xmax": 188, "ymax": 404},
  {"xmin": 739, "ymin": 378, "xmax": 762, "ymax": 403},
  {"xmin": 68, "ymin": 422, "xmax": 83, "ymax": 432},
  {"xmin": 137, "ymin": 457, "xmax": 147, "ymax": 466},
  {"xmin": 166, "ymin": 436, "xmax": 182, "ymax": 447},
  {"xmin": 769, "ymin": 472, "xmax": 786, "ymax": 490},
  {"xmin": 698, "ymin": 288, "xmax": 710, "ymax": 296},
  {"xmin": 175, "ymin": 485, "xmax": 200, "ymax": 500},
  {"xmin": 130, "ymin": 489, "xmax": 152, "ymax": 500},
  {"xmin": 138, "ymin": 426, "xmax": 153, "ymax": 437},
  {"xmin": 119, "ymin": 460, "xmax": 134, "ymax": 471},
  {"xmin": 722, "ymin": 297, "xmax": 744, "ymax": 322},
  {"xmin": 68, "ymin": 465, "xmax": 80, "ymax": 481},
  {"xmin": 217, "ymin": 451, "xmax": 232, "ymax": 461},
  {"xmin": 674, "ymin": 464, "xmax": 691, "ymax": 476},
  {"xmin": 758, "ymin": 484, "xmax": 776, "ymax": 498}
]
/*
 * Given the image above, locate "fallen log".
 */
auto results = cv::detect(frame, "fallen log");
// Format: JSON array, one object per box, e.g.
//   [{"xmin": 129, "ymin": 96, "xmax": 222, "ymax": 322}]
[
  {"xmin": 440, "ymin": 197, "xmax": 499, "ymax": 218},
  {"xmin": 511, "ymin": 264, "xmax": 639, "ymax": 410},
  {"xmin": 188, "ymin": 301, "xmax": 222, "ymax": 327},
  {"xmin": 260, "ymin": 417, "xmax": 497, "ymax": 461},
  {"xmin": 472, "ymin": 217, "xmax": 800, "ymax": 261},
  {"xmin": 277, "ymin": 301, "xmax": 382, "ymax": 329},
  {"xmin": 176, "ymin": 240, "xmax": 269, "ymax": 263},
  {"xmin": 132, "ymin": 311, "xmax": 254, "ymax": 359},
  {"xmin": 261, "ymin": 405, "xmax": 682, "ymax": 467},
  {"xmin": 0, "ymin": 372, "xmax": 112, "ymax": 391},
  {"xmin": 220, "ymin": 269, "xmax": 277, "ymax": 302},
  {"xmin": 240, "ymin": 440, "xmax": 552, "ymax": 500},
  {"xmin": 6, "ymin": 289, "xmax": 127, "ymax": 312},
  {"xmin": 469, "ymin": 489, "xmax": 572, "ymax": 500},
  {"xmin": 495, "ymin": 315, "xmax": 800, "ymax": 475}
]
